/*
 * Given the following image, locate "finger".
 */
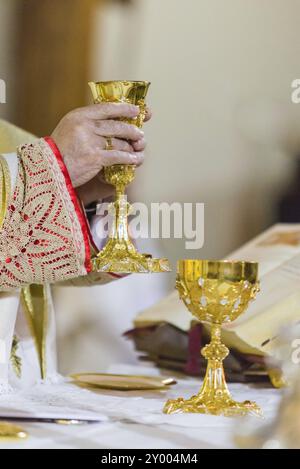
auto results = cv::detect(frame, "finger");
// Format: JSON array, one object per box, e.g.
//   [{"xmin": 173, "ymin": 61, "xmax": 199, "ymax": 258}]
[
  {"xmin": 109, "ymin": 138, "xmax": 134, "ymax": 152},
  {"xmin": 95, "ymin": 120, "xmax": 144, "ymax": 141},
  {"xmin": 144, "ymin": 107, "xmax": 152, "ymax": 122},
  {"xmin": 134, "ymin": 151, "xmax": 145, "ymax": 167},
  {"xmin": 78, "ymin": 102, "xmax": 140, "ymax": 120},
  {"xmin": 132, "ymin": 137, "xmax": 146, "ymax": 152},
  {"xmin": 99, "ymin": 150, "xmax": 145, "ymax": 167}
]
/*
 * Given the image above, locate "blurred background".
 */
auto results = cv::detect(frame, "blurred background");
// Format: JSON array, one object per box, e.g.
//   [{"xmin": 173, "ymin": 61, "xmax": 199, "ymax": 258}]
[{"xmin": 1, "ymin": 0, "xmax": 300, "ymax": 373}]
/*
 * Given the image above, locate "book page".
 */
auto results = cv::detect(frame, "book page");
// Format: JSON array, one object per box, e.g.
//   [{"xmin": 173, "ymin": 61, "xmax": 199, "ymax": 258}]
[
  {"xmin": 228, "ymin": 224, "xmax": 300, "ymax": 276},
  {"xmin": 225, "ymin": 225, "xmax": 300, "ymax": 328}
]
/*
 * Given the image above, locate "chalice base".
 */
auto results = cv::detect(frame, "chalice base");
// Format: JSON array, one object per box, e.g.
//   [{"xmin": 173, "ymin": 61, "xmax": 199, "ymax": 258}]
[
  {"xmin": 92, "ymin": 238, "xmax": 171, "ymax": 274},
  {"xmin": 163, "ymin": 392, "xmax": 262, "ymax": 417}
]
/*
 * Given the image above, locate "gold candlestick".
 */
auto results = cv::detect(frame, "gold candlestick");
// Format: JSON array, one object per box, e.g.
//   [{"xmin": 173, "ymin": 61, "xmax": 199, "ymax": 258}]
[
  {"xmin": 164, "ymin": 259, "xmax": 261, "ymax": 417},
  {"xmin": 88, "ymin": 81, "xmax": 171, "ymax": 274}
]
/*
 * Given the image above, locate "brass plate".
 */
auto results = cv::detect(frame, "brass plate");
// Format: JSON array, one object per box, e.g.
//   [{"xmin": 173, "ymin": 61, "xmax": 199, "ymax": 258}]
[{"xmin": 70, "ymin": 373, "xmax": 177, "ymax": 391}]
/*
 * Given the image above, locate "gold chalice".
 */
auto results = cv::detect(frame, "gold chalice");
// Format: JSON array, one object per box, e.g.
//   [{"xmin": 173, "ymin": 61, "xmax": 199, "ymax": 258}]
[
  {"xmin": 164, "ymin": 259, "xmax": 261, "ymax": 417},
  {"xmin": 88, "ymin": 81, "xmax": 171, "ymax": 273}
]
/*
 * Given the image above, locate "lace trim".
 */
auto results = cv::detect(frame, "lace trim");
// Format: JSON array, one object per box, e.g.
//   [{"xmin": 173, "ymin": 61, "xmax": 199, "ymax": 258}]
[
  {"xmin": 40, "ymin": 139, "xmax": 89, "ymax": 274},
  {"xmin": 0, "ymin": 139, "xmax": 89, "ymax": 290},
  {"xmin": 44, "ymin": 137, "xmax": 91, "ymax": 273}
]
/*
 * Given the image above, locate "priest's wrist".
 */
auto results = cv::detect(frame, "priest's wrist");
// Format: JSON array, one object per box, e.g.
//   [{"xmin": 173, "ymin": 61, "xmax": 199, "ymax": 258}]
[{"xmin": 75, "ymin": 175, "xmax": 114, "ymax": 207}]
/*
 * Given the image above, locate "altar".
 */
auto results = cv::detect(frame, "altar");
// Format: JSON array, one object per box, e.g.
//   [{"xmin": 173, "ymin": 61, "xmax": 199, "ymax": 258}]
[
  {"xmin": 1, "ymin": 0, "xmax": 300, "ymax": 452},
  {"xmin": 0, "ymin": 365, "xmax": 280, "ymax": 449}
]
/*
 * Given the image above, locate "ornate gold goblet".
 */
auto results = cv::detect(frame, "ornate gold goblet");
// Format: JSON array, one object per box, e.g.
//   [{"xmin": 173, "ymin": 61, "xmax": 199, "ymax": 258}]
[
  {"xmin": 164, "ymin": 259, "xmax": 261, "ymax": 417},
  {"xmin": 88, "ymin": 81, "xmax": 171, "ymax": 274}
]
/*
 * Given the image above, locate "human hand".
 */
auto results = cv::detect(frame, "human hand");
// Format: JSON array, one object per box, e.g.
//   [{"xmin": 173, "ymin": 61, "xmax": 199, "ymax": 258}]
[{"xmin": 51, "ymin": 103, "xmax": 150, "ymax": 189}]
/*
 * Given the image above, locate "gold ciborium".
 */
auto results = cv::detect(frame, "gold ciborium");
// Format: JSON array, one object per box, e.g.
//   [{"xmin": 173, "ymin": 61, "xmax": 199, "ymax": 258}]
[
  {"xmin": 88, "ymin": 81, "xmax": 171, "ymax": 274},
  {"xmin": 164, "ymin": 259, "xmax": 261, "ymax": 417}
]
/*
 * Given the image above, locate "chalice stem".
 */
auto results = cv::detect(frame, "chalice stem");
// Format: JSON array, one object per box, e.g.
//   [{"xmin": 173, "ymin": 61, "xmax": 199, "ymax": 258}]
[
  {"xmin": 109, "ymin": 183, "xmax": 130, "ymax": 241},
  {"xmin": 199, "ymin": 323, "xmax": 231, "ymax": 401}
]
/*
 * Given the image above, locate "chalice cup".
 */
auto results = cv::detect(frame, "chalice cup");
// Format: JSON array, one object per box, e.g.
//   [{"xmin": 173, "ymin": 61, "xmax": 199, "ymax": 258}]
[
  {"xmin": 88, "ymin": 81, "xmax": 171, "ymax": 274},
  {"xmin": 164, "ymin": 260, "xmax": 261, "ymax": 417}
]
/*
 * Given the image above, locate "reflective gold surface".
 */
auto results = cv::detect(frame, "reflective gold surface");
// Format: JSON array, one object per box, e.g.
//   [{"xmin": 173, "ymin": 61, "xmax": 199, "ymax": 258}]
[
  {"xmin": 71, "ymin": 373, "xmax": 177, "ymax": 391},
  {"xmin": 0, "ymin": 155, "xmax": 11, "ymax": 229},
  {"xmin": 0, "ymin": 422, "xmax": 28, "ymax": 441},
  {"xmin": 164, "ymin": 260, "xmax": 262, "ymax": 417},
  {"xmin": 89, "ymin": 80, "xmax": 170, "ymax": 273}
]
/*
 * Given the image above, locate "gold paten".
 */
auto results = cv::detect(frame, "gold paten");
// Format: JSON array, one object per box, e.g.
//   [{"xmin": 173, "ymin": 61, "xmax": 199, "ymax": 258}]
[
  {"xmin": 164, "ymin": 260, "xmax": 262, "ymax": 417},
  {"xmin": 70, "ymin": 372, "xmax": 177, "ymax": 391},
  {"xmin": 88, "ymin": 80, "xmax": 171, "ymax": 274},
  {"xmin": 0, "ymin": 422, "xmax": 28, "ymax": 441}
]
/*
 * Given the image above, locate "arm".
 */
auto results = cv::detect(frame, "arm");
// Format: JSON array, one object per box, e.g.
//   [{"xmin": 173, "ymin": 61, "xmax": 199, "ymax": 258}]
[
  {"xmin": 0, "ymin": 103, "xmax": 149, "ymax": 291},
  {"xmin": 0, "ymin": 138, "xmax": 91, "ymax": 290}
]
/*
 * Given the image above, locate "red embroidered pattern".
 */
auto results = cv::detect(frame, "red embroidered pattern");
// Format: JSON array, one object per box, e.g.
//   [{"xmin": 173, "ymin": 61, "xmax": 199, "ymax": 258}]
[
  {"xmin": 0, "ymin": 139, "xmax": 90, "ymax": 290},
  {"xmin": 44, "ymin": 137, "xmax": 91, "ymax": 272}
]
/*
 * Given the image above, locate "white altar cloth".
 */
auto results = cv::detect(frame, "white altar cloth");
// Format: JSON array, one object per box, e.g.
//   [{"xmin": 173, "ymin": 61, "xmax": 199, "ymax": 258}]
[{"xmin": 0, "ymin": 365, "xmax": 281, "ymax": 449}]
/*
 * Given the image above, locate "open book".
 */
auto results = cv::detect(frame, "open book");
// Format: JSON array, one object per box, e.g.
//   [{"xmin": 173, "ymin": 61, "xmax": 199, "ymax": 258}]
[{"xmin": 135, "ymin": 224, "xmax": 300, "ymax": 357}]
